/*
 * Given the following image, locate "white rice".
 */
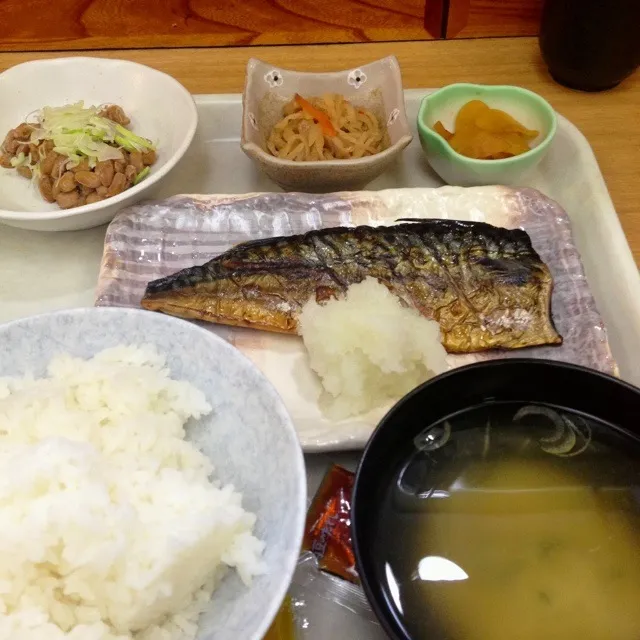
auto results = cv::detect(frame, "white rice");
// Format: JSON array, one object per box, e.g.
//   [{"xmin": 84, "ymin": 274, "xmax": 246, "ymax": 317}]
[{"xmin": 0, "ymin": 345, "xmax": 265, "ymax": 640}]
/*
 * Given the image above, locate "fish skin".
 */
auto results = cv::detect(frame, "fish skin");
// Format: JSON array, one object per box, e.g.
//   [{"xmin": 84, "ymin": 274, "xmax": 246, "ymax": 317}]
[{"xmin": 141, "ymin": 220, "xmax": 562, "ymax": 353}]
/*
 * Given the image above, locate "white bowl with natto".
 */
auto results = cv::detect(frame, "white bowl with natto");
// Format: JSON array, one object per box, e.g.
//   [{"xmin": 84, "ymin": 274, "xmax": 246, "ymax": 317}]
[
  {"xmin": 0, "ymin": 306, "xmax": 307, "ymax": 640},
  {"xmin": 241, "ymin": 56, "xmax": 413, "ymax": 193},
  {"xmin": 0, "ymin": 57, "xmax": 197, "ymax": 232}
]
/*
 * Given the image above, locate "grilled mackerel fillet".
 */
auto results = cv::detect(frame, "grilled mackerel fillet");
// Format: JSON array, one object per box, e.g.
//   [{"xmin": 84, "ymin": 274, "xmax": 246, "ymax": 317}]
[{"xmin": 141, "ymin": 219, "xmax": 562, "ymax": 353}]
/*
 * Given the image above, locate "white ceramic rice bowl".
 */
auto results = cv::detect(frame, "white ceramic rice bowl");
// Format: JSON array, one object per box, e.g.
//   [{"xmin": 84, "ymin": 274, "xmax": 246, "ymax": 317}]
[
  {"xmin": 0, "ymin": 307, "xmax": 306, "ymax": 640},
  {"xmin": 0, "ymin": 57, "xmax": 197, "ymax": 232}
]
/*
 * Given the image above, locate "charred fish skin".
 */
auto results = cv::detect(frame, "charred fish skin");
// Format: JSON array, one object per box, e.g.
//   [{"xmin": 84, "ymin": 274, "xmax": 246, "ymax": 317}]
[{"xmin": 141, "ymin": 220, "xmax": 562, "ymax": 353}]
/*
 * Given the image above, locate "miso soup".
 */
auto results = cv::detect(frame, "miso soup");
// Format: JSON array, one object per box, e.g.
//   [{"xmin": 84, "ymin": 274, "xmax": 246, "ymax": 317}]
[{"xmin": 372, "ymin": 403, "xmax": 640, "ymax": 640}]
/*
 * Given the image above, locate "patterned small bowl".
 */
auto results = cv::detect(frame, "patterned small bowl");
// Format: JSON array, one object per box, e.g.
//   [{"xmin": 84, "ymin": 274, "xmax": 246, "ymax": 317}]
[
  {"xmin": 417, "ymin": 83, "xmax": 557, "ymax": 187},
  {"xmin": 241, "ymin": 57, "xmax": 412, "ymax": 193}
]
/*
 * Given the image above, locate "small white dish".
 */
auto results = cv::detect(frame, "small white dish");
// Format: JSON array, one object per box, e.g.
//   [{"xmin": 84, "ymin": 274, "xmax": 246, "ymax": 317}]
[
  {"xmin": 0, "ymin": 57, "xmax": 198, "ymax": 232},
  {"xmin": 0, "ymin": 307, "xmax": 306, "ymax": 640}
]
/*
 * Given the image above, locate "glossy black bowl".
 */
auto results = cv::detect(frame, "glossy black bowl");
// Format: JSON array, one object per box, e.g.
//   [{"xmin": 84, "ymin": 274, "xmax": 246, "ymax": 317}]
[{"xmin": 351, "ymin": 358, "xmax": 640, "ymax": 640}]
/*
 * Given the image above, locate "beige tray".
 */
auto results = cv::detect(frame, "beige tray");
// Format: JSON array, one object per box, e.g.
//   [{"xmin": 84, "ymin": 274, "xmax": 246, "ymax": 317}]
[{"xmin": 1, "ymin": 89, "xmax": 639, "ymax": 437}]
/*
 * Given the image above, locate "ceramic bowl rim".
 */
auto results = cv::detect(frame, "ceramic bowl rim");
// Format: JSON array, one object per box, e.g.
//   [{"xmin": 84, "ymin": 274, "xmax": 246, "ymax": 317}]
[
  {"xmin": 416, "ymin": 83, "xmax": 558, "ymax": 167},
  {"xmin": 0, "ymin": 57, "xmax": 198, "ymax": 222},
  {"xmin": 241, "ymin": 55, "xmax": 413, "ymax": 170}
]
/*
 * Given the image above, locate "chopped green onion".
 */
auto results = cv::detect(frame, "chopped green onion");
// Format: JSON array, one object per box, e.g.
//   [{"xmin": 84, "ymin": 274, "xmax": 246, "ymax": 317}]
[
  {"xmin": 133, "ymin": 166, "xmax": 150, "ymax": 185},
  {"xmin": 114, "ymin": 124, "xmax": 155, "ymax": 152},
  {"xmin": 29, "ymin": 101, "xmax": 154, "ymax": 165},
  {"xmin": 10, "ymin": 152, "xmax": 26, "ymax": 168}
]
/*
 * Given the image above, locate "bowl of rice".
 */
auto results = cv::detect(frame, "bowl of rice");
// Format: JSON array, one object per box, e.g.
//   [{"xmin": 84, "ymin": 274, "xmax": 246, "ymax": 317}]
[{"xmin": 0, "ymin": 307, "xmax": 306, "ymax": 640}]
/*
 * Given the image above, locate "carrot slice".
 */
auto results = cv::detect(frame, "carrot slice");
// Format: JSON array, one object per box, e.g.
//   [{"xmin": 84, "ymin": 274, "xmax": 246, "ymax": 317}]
[{"xmin": 295, "ymin": 93, "xmax": 337, "ymax": 137}]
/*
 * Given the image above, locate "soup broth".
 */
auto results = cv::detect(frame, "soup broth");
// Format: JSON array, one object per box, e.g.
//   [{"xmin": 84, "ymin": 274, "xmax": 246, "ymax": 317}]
[{"xmin": 373, "ymin": 403, "xmax": 640, "ymax": 640}]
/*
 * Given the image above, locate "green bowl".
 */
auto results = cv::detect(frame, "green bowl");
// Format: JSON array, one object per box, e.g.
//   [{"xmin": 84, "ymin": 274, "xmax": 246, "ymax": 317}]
[{"xmin": 417, "ymin": 83, "xmax": 557, "ymax": 187}]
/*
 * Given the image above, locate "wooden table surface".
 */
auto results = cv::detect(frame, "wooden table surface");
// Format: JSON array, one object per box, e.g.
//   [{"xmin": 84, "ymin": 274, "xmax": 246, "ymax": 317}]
[{"xmin": 1, "ymin": 37, "xmax": 638, "ymax": 262}]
